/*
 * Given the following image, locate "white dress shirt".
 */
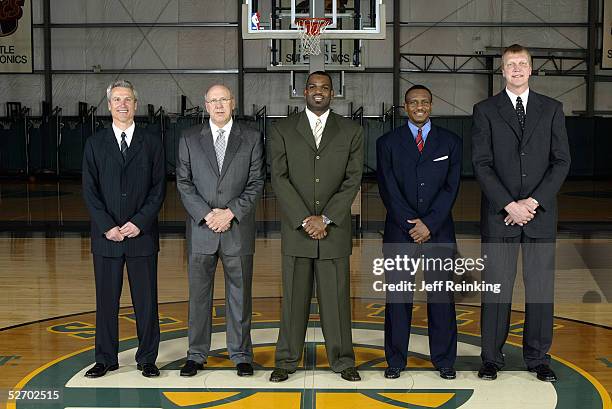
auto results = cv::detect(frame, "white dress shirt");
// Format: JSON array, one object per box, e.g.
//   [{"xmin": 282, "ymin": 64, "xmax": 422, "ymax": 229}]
[
  {"xmin": 305, "ymin": 107, "xmax": 330, "ymax": 135},
  {"xmin": 505, "ymin": 88, "xmax": 530, "ymax": 111},
  {"xmin": 112, "ymin": 122, "xmax": 135, "ymax": 149},
  {"xmin": 209, "ymin": 118, "xmax": 233, "ymax": 153}
]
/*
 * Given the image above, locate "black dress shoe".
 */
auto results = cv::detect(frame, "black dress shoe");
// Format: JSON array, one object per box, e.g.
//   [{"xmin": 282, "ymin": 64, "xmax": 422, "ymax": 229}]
[
  {"xmin": 437, "ymin": 367, "xmax": 456, "ymax": 380},
  {"xmin": 84, "ymin": 363, "xmax": 119, "ymax": 378},
  {"xmin": 180, "ymin": 360, "xmax": 204, "ymax": 377},
  {"xmin": 270, "ymin": 367, "xmax": 294, "ymax": 382},
  {"xmin": 384, "ymin": 367, "xmax": 403, "ymax": 379},
  {"xmin": 340, "ymin": 367, "xmax": 361, "ymax": 381},
  {"xmin": 478, "ymin": 362, "xmax": 498, "ymax": 380},
  {"xmin": 137, "ymin": 363, "xmax": 160, "ymax": 377},
  {"xmin": 529, "ymin": 364, "xmax": 558, "ymax": 382},
  {"xmin": 237, "ymin": 363, "xmax": 254, "ymax": 377}
]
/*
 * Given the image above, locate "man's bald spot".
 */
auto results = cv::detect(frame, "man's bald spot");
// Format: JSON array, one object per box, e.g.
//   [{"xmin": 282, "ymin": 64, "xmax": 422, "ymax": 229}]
[{"xmin": 205, "ymin": 84, "xmax": 233, "ymax": 101}]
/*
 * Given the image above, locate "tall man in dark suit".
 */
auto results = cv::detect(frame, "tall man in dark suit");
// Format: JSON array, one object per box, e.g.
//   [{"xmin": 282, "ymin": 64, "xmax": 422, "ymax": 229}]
[
  {"xmin": 176, "ymin": 84, "xmax": 264, "ymax": 378},
  {"xmin": 82, "ymin": 79, "xmax": 166, "ymax": 378},
  {"xmin": 268, "ymin": 71, "xmax": 363, "ymax": 382},
  {"xmin": 377, "ymin": 85, "xmax": 462, "ymax": 380},
  {"xmin": 472, "ymin": 44, "xmax": 570, "ymax": 382}
]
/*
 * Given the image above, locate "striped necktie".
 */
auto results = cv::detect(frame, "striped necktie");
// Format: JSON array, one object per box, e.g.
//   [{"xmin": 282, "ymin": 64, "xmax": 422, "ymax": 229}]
[
  {"xmin": 120, "ymin": 132, "xmax": 128, "ymax": 160},
  {"xmin": 415, "ymin": 128, "xmax": 424, "ymax": 153},
  {"xmin": 313, "ymin": 118, "xmax": 323, "ymax": 148}
]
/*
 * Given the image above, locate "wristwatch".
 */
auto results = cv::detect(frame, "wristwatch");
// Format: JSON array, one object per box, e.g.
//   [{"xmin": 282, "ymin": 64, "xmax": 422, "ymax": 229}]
[{"xmin": 322, "ymin": 215, "xmax": 332, "ymax": 225}]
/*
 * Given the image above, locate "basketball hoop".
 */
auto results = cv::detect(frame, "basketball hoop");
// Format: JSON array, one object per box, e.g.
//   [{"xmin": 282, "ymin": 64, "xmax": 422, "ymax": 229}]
[{"xmin": 295, "ymin": 17, "xmax": 332, "ymax": 56}]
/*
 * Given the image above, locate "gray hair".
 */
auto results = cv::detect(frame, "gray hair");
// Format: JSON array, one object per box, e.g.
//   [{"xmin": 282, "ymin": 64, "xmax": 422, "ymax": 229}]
[{"xmin": 106, "ymin": 79, "xmax": 139, "ymax": 101}]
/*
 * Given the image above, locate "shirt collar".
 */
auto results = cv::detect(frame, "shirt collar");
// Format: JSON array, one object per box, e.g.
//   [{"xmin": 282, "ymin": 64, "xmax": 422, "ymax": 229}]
[
  {"xmin": 407, "ymin": 119, "xmax": 431, "ymax": 140},
  {"xmin": 209, "ymin": 118, "xmax": 233, "ymax": 138},
  {"xmin": 112, "ymin": 122, "xmax": 135, "ymax": 147},
  {"xmin": 505, "ymin": 87, "xmax": 529, "ymax": 109},
  {"xmin": 305, "ymin": 108, "xmax": 331, "ymax": 131}
]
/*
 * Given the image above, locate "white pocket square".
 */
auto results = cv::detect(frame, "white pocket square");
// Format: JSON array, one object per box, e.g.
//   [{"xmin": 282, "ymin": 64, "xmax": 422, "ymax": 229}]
[{"xmin": 433, "ymin": 155, "xmax": 448, "ymax": 162}]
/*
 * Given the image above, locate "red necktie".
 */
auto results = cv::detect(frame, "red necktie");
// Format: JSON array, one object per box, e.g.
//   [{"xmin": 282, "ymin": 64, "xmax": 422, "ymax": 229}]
[{"xmin": 415, "ymin": 128, "xmax": 424, "ymax": 153}]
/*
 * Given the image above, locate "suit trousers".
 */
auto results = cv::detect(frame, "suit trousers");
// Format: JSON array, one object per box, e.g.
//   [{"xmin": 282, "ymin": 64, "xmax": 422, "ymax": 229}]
[
  {"xmin": 384, "ymin": 244, "xmax": 457, "ymax": 369},
  {"xmin": 275, "ymin": 255, "xmax": 355, "ymax": 372},
  {"xmin": 93, "ymin": 254, "xmax": 160, "ymax": 366},
  {"xmin": 187, "ymin": 251, "xmax": 253, "ymax": 365},
  {"xmin": 480, "ymin": 232, "xmax": 555, "ymax": 368}
]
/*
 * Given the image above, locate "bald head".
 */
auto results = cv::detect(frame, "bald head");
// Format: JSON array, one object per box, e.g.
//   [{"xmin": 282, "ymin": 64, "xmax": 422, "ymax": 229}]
[
  {"xmin": 205, "ymin": 84, "xmax": 233, "ymax": 102},
  {"xmin": 204, "ymin": 84, "xmax": 235, "ymax": 127}
]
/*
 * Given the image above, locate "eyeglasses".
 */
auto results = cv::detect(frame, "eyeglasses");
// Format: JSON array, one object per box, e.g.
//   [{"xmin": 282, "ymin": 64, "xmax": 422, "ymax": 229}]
[{"xmin": 206, "ymin": 97, "xmax": 233, "ymax": 105}]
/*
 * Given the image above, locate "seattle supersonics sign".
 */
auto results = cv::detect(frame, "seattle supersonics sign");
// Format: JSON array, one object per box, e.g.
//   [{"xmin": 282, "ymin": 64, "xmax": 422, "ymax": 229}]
[{"xmin": 6, "ymin": 302, "xmax": 611, "ymax": 409}]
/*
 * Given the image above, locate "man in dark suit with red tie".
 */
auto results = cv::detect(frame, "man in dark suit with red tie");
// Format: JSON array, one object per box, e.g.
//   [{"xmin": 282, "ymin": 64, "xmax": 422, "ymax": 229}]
[
  {"xmin": 377, "ymin": 85, "xmax": 462, "ymax": 380},
  {"xmin": 472, "ymin": 44, "xmax": 570, "ymax": 382},
  {"xmin": 82, "ymin": 80, "xmax": 166, "ymax": 378}
]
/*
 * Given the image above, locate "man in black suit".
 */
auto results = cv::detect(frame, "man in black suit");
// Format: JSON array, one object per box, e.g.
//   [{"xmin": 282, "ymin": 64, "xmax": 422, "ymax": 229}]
[
  {"xmin": 377, "ymin": 85, "xmax": 462, "ymax": 380},
  {"xmin": 82, "ymin": 79, "xmax": 166, "ymax": 378},
  {"xmin": 472, "ymin": 44, "xmax": 570, "ymax": 382}
]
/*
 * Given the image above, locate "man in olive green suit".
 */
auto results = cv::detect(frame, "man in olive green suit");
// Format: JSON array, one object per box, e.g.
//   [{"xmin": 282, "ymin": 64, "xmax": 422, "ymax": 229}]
[{"xmin": 268, "ymin": 71, "xmax": 364, "ymax": 382}]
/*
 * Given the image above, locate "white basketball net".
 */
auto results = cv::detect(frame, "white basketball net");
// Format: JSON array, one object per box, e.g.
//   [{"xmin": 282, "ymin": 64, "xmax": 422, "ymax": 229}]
[{"xmin": 296, "ymin": 18, "xmax": 331, "ymax": 56}]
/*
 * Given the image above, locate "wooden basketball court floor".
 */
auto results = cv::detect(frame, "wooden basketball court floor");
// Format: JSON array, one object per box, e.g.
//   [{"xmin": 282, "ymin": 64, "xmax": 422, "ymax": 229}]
[{"xmin": 0, "ymin": 179, "xmax": 610, "ymax": 408}]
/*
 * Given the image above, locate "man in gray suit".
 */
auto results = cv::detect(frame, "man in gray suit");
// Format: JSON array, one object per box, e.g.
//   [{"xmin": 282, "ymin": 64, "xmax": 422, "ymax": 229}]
[{"xmin": 176, "ymin": 84, "xmax": 265, "ymax": 377}]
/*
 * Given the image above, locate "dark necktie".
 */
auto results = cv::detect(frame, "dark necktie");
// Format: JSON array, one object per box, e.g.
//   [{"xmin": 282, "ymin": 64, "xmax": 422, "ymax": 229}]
[
  {"xmin": 516, "ymin": 96, "xmax": 526, "ymax": 131},
  {"xmin": 120, "ymin": 132, "xmax": 128, "ymax": 160},
  {"xmin": 415, "ymin": 128, "xmax": 424, "ymax": 153}
]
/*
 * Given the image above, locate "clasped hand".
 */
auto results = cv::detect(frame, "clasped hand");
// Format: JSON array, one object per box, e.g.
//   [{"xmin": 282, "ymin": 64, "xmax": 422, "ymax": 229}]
[
  {"xmin": 303, "ymin": 215, "xmax": 327, "ymax": 240},
  {"xmin": 504, "ymin": 198, "xmax": 538, "ymax": 226},
  {"xmin": 205, "ymin": 208, "xmax": 234, "ymax": 233},
  {"xmin": 105, "ymin": 222, "xmax": 141, "ymax": 241},
  {"xmin": 407, "ymin": 218, "xmax": 430, "ymax": 244}
]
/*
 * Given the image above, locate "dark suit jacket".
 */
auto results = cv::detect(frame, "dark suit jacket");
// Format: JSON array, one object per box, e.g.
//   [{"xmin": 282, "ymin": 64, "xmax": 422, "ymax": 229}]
[
  {"xmin": 176, "ymin": 121, "xmax": 265, "ymax": 256},
  {"xmin": 377, "ymin": 123, "xmax": 462, "ymax": 244},
  {"xmin": 269, "ymin": 111, "xmax": 363, "ymax": 259},
  {"xmin": 471, "ymin": 90, "xmax": 571, "ymax": 238},
  {"xmin": 82, "ymin": 127, "xmax": 166, "ymax": 257}
]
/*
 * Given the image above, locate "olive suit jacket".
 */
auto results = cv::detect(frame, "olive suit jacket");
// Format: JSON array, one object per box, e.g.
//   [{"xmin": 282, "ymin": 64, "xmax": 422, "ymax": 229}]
[{"xmin": 268, "ymin": 110, "xmax": 363, "ymax": 259}]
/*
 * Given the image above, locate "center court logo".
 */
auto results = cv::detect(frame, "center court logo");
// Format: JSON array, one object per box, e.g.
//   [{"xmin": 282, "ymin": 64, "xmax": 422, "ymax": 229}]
[{"xmin": 8, "ymin": 309, "xmax": 608, "ymax": 409}]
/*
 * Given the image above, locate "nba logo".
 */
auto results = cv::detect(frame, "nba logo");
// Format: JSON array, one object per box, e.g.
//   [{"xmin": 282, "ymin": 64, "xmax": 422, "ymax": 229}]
[{"xmin": 250, "ymin": 12, "xmax": 261, "ymax": 31}]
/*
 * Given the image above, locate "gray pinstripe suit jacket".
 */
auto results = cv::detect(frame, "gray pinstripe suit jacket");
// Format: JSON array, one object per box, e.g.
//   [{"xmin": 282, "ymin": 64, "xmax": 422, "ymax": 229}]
[{"xmin": 176, "ymin": 121, "xmax": 265, "ymax": 256}]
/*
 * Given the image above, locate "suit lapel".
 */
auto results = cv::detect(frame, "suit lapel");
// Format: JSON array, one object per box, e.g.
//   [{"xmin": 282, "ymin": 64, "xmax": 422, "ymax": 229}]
[
  {"xmin": 199, "ymin": 124, "xmax": 220, "ymax": 176},
  {"xmin": 419, "ymin": 124, "xmax": 440, "ymax": 163},
  {"xmin": 105, "ymin": 128, "xmax": 125, "ymax": 166},
  {"xmin": 317, "ymin": 112, "xmax": 338, "ymax": 153},
  {"xmin": 124, "ymin": 127, "xmax": 143, "ymax": 167},
  {"xmin": 496, "ymin": 92, "xmax": 522, "ymax": 142},
  {"xmin": 397, "ymin": 124, "xmax": 421, "ymax": 163},
  {"xmin": 219, "ymin": 121, "xmax": 243, "ymax": 181},
  {"xmin": 522, "ymin": 91, "xmax": 543, "ymax": 146},
  {"xmin": 296, "ymin": 111, "xmax": 318, "ymax": 152}
]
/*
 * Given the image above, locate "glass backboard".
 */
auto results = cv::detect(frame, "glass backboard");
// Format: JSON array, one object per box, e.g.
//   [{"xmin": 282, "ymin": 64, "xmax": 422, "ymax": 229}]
[{"xmin": 242, "ymin": 0, "xmax": 385, "ymax": 40}]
